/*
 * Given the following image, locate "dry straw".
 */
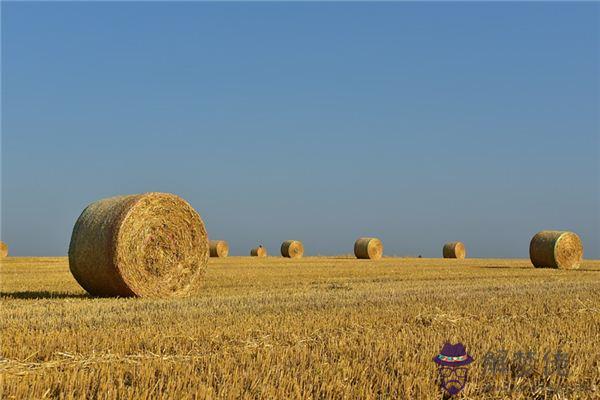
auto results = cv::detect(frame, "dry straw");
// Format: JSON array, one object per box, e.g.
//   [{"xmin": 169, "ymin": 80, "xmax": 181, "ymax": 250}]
[
  {"xmin": 0, "ymin": 241, "xmax": 8, "ymax": 258},
  {"xmin": 68, "ymin": 192, "xmax": 209, "ymax": 298},
  {"xmin": 443, "ymin": 242, "xmax": 466, "ymax": 259},
  {"xmin": 250, "ymin": 245, "xmax": 267, "ymax": 257},
  {"xmin": 209, "ymin": 240, "xmax": 229, "ymax": 258},
  {"xmin": 530, "ymin": 230, "xmax": 583, "ymax": 270},
  {"xmin": 354, "ymin": 237, "xmax": 383, "ymax": 260},
  {"xmin": 281, "ymin": 240, "xmax": 304, "ymax": 258}
]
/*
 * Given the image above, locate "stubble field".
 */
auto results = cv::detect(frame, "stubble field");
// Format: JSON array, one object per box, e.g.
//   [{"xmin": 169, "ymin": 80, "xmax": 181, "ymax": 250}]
[{"xmin": 1, "ymin": 256, "xmax": 599, "ymax": 399}]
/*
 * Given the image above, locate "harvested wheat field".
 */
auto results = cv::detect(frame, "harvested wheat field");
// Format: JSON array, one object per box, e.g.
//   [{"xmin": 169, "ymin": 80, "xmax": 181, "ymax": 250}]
[{"xmin": 1, "ymin": 256, "xmax": 599, "ymax": 399}]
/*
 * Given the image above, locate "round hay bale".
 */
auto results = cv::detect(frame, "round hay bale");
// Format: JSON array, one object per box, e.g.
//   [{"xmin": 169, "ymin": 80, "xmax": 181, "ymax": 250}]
[
  {"xmin": 281, "ymin": 240, "xmax": 304, "ymax": 258},
  {"xmin": 0, "ymin": 241, "xmax": 8, "ymax": 258},
  {"xmin": 250, "ymin": 245, "xmax": 267, "ymax": 257},
  {"xmin": 68, "ymin": 192, "xmax": 209, "ymax": 298},
  {"xmin": 530, "ymin": 230, "xmax": 583, "ymax": 270},
  {"xmin": 443, "ymin": 242, "xmax": 466, "ymax": 259},
  {"xmin": 209, "ymin": 240, "xmax": 229, "ymax": 258},
  {"xmin": 354, "ymin": 237, "xmax": 383, "ymax": 260}
]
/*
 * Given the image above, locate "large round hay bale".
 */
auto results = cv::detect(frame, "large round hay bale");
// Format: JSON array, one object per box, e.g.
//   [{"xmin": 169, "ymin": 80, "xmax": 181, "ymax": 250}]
[
  {"xmin": 443, "ymin": 242, "xmax": 466, "ymax": 259},
  {"xmin": 68, "ymin": 192, "xmax": 209, "ymax": 297},
  {"xmin": 250, "ymin": 245, "xmax": 267, "ymax": 257},
  {"xmin": 530, "ymin": 230, "xmax": 583, "ymax": 269},
  {"xmin": 354, "ymin": 237, "xmax": 383, "ymax": 260},
  {"xmin": 0, "ymin": 241, "xmax": 8, "ymax": 258},
  {"xmin": 209, "ymin": 240, "xmax": 229, "ymax": 258},
  {"xmin": 281, "ymin": 240, "xmax": 304, "ymax": 258}
]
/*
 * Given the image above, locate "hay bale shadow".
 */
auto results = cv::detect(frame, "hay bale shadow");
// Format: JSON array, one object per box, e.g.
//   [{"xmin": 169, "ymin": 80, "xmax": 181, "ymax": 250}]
[
  {"xmin": 476, "ymin": 265, "xmax": 533, "ymax": 270},
  {"xmin": 0, "ymin": 291, "xmax": 89, "ymax": 299}
]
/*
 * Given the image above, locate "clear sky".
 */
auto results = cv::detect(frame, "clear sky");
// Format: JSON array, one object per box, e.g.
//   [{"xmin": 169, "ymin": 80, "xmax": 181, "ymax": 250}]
[{"xmin": 1, "ymin": 2, "xmax": 598, "ymax": 258}]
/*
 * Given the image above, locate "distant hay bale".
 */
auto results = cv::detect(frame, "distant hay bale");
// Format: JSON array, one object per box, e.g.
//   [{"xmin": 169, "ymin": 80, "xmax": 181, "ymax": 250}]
[
  {"xmin": 0, "ymin": 241, "xmax": 8, "ymax": 258},
  {"xmin": 209, "ymin": 240, "xmax": 229, "ymax": 258},
  {"xmin": 250, "ymin": 245, "xmax": 267, "ymax": 257},
  {"xmin": 530, "ymin": 230, "xmax": 583, "ymax": 270},
  {"xmin": 443, "ymin": 242, "xmax": 466, "ymax": 259},
  {"xmin": 281, "ymin": 240, "xmax": 304, "ymax": 258},
  {"xmin": 68, "ymin": 192, "xmax": 209, "ymax": 297},
  {"xmin": 354, "ymin": 237, "xmax": 383, "ymax": 260}
]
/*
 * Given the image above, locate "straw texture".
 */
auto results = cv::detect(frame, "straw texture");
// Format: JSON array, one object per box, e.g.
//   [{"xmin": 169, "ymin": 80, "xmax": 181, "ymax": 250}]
[
  {"xmin": 0, "ymin": 241, "xmax": 8, "ymax": 258},
  {"xmin": 530, "ymin": 230, "xmax": 583, "ymax": 270},
  {"xmin": 354, "ymin": 237, "xmax": 383, "ymax": 260},
  {"xmin": 209, "ymin": 240, "xmax": 229, "ymax": 258},
  {"xmin": 281, "ymin": 240, "xmax": 304, "ymax": 258},
  {"xmin": 443, "ymin": 242, "xmax": 466, "ymax": 259},
  {"xmin": 68, "ymin": 192, "xmax": 209, "ymax": 297},
  {"xmin": 250, "ymin": 246, "xmax": 267, "ymax": 257}
]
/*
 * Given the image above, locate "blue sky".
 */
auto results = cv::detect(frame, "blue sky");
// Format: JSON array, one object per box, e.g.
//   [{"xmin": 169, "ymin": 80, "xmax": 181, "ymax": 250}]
[{"xmin": 1, "ymin": 2, "xmax": 598, "ymax": 258}]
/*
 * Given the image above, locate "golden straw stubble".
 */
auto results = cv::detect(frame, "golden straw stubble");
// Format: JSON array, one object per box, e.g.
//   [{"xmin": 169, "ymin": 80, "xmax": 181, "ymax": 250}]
[
  {"xmin": 0, "ymin": 241, "xmax": 8, "ymax": 258},
  {"xmin": 281, "ymin": 240, "xmax": 304, "ymax": 258},
  {"xmin": 68, "ymin": 192, "xmax": 209, "ymax": 298},
  {"xmin": 443, "ymin": 242, "xmax": 466, "ymax": 259},
  {"xmin": 530, "ymin": 230, "xmax": 583, "ymax": 270},
  {"xmin": 250, "ymin": 246, "xmax": 267, "ymax": 257},
  {"xmin": 209, "ymin": 240, "xmax": 229, "ymax": 258},
  {"xmin": 354, "ymin": 237, "xmax": 383, "ymax": 260}
]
